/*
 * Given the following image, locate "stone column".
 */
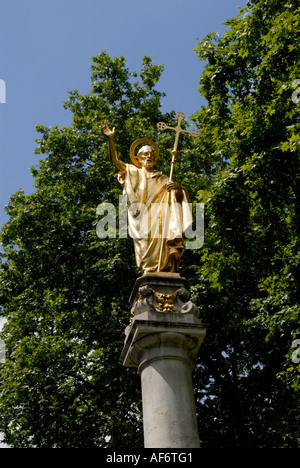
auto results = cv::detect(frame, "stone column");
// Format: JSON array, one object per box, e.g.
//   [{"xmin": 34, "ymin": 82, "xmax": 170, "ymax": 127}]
[{"xmin": 120, "ymin": 274, "xmax": 207, "ymax": 449}]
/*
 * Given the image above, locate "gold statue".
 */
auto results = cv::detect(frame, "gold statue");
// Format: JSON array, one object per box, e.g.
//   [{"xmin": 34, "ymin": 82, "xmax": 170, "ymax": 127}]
[{"xmin": 102, "ymin": 113, "xmax": 198, "ymax": 274}]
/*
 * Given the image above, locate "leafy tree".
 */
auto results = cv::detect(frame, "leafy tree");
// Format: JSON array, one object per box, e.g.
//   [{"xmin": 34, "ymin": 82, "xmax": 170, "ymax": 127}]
[
  {"xmin": 191, "ymin": 0, "xmax": 300, "ymax": 448},
  {"xmin": 0, "ymin": 0, "xmax": 299, "ymax": 448},
  {"xmin": 0, "ymin": 53, "xmax": 203, "ymax": 448}
]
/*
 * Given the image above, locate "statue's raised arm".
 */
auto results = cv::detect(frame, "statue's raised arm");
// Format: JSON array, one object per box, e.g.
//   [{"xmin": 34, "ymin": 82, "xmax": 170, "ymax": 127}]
[{"xmin": 101, "ymin": 122, "xmax": 126, "ymax": 173}]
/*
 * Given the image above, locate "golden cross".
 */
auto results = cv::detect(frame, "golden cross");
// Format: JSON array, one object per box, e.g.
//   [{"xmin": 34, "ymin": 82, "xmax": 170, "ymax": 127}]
[{"xmin": 157, "ymin": 112, "xmax": 199, "ymax": 181}]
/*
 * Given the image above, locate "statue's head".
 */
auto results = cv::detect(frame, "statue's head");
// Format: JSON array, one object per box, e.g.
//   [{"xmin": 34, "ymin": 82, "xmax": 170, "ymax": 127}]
[
  {"xmin": 137, "ymin": 145, "xmax": 155, "ymax": 171},
  {"xmin": 130, "ymin": 138, "xmax": 159, "ymax": 169}
]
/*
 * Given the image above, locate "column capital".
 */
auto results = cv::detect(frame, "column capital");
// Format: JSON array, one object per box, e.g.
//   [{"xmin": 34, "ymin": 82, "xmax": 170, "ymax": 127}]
[{"xmin": 120, "ymin": 310, "xmax": 207, "ymax": 368}]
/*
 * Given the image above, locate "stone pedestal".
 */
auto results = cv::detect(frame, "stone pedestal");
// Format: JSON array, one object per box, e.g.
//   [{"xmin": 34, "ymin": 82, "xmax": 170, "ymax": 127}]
[{"xmin": 120, "ymin": 274, "xmax": 207, "ymax": 449}]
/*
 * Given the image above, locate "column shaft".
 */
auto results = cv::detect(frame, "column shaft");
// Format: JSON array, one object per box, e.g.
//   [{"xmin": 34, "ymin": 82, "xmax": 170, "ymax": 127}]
[{"xmin": 137, "ymin": 333, "xmax": 200, "ymax": 448}]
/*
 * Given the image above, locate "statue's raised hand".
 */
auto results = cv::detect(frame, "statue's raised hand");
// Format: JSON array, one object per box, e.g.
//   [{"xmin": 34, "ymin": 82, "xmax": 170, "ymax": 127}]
[
  {"xmin": 102, "ymin": 122, "xmax": 115, "ymax": 138},
  {"xmin": 101, "ymin": 122, "xmax": 125, "ymax": 172}
]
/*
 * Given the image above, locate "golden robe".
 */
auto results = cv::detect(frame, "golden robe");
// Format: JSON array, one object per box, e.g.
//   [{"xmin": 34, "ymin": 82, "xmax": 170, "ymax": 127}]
[{"xmin": 119, "ymin": 164, "xmax": 192, "ymax": 273}]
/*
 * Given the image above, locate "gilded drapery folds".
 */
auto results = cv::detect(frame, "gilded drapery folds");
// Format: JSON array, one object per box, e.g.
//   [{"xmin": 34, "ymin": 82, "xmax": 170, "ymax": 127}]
[{"xmin": 119, "ymin": 163, "xmax": 192, "ymax": 274}]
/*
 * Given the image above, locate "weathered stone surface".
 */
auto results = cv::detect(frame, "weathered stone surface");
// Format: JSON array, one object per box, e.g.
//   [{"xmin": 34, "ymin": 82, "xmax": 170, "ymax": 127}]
[
  {"xmin": 120, "ymin": 274, "xmax": 207, "ymax": 448},
  {"xmin": 129, "ymin": 273, "xmax": 200, "ymax": 320}
]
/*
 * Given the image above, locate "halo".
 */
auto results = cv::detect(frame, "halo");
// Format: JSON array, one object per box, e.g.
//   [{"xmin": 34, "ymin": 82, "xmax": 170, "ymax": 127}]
[{"xmin": 129, "ymin": 138, "xmax": 159, "ymax": 168}]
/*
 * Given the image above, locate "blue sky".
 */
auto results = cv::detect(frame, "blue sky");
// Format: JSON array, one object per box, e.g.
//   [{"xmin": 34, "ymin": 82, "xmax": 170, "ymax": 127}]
[
  {"xmin": 0, "ymin": 0, "xmax": 247, "ymax": 232},
  {"xmin": 0, "ymin": 0, "xmax": 247, "ymax": 448}
]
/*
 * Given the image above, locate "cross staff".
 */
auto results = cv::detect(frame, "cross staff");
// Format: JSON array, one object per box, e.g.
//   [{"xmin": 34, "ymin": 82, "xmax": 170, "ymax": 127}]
[
  {"xmin": 157, "ymin": 111, "xmax": 199, "ymax": 271},
  {"xmin": 157, "ymin": 112, "xmax": 199, "ymax": 182}
]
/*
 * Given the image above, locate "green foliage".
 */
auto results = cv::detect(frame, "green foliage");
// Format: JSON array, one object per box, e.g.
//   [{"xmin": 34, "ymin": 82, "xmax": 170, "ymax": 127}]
[
  {"xmin": 0, "ymin": 0, "xmax": 299, "ymax": 447},
  {"xmin": 190, "ymin": 0, "xmax": 300, "ymax": 447},
  {"xmin": 0, "ymin": 53, "xmax": 204, "ymax": 448}
]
